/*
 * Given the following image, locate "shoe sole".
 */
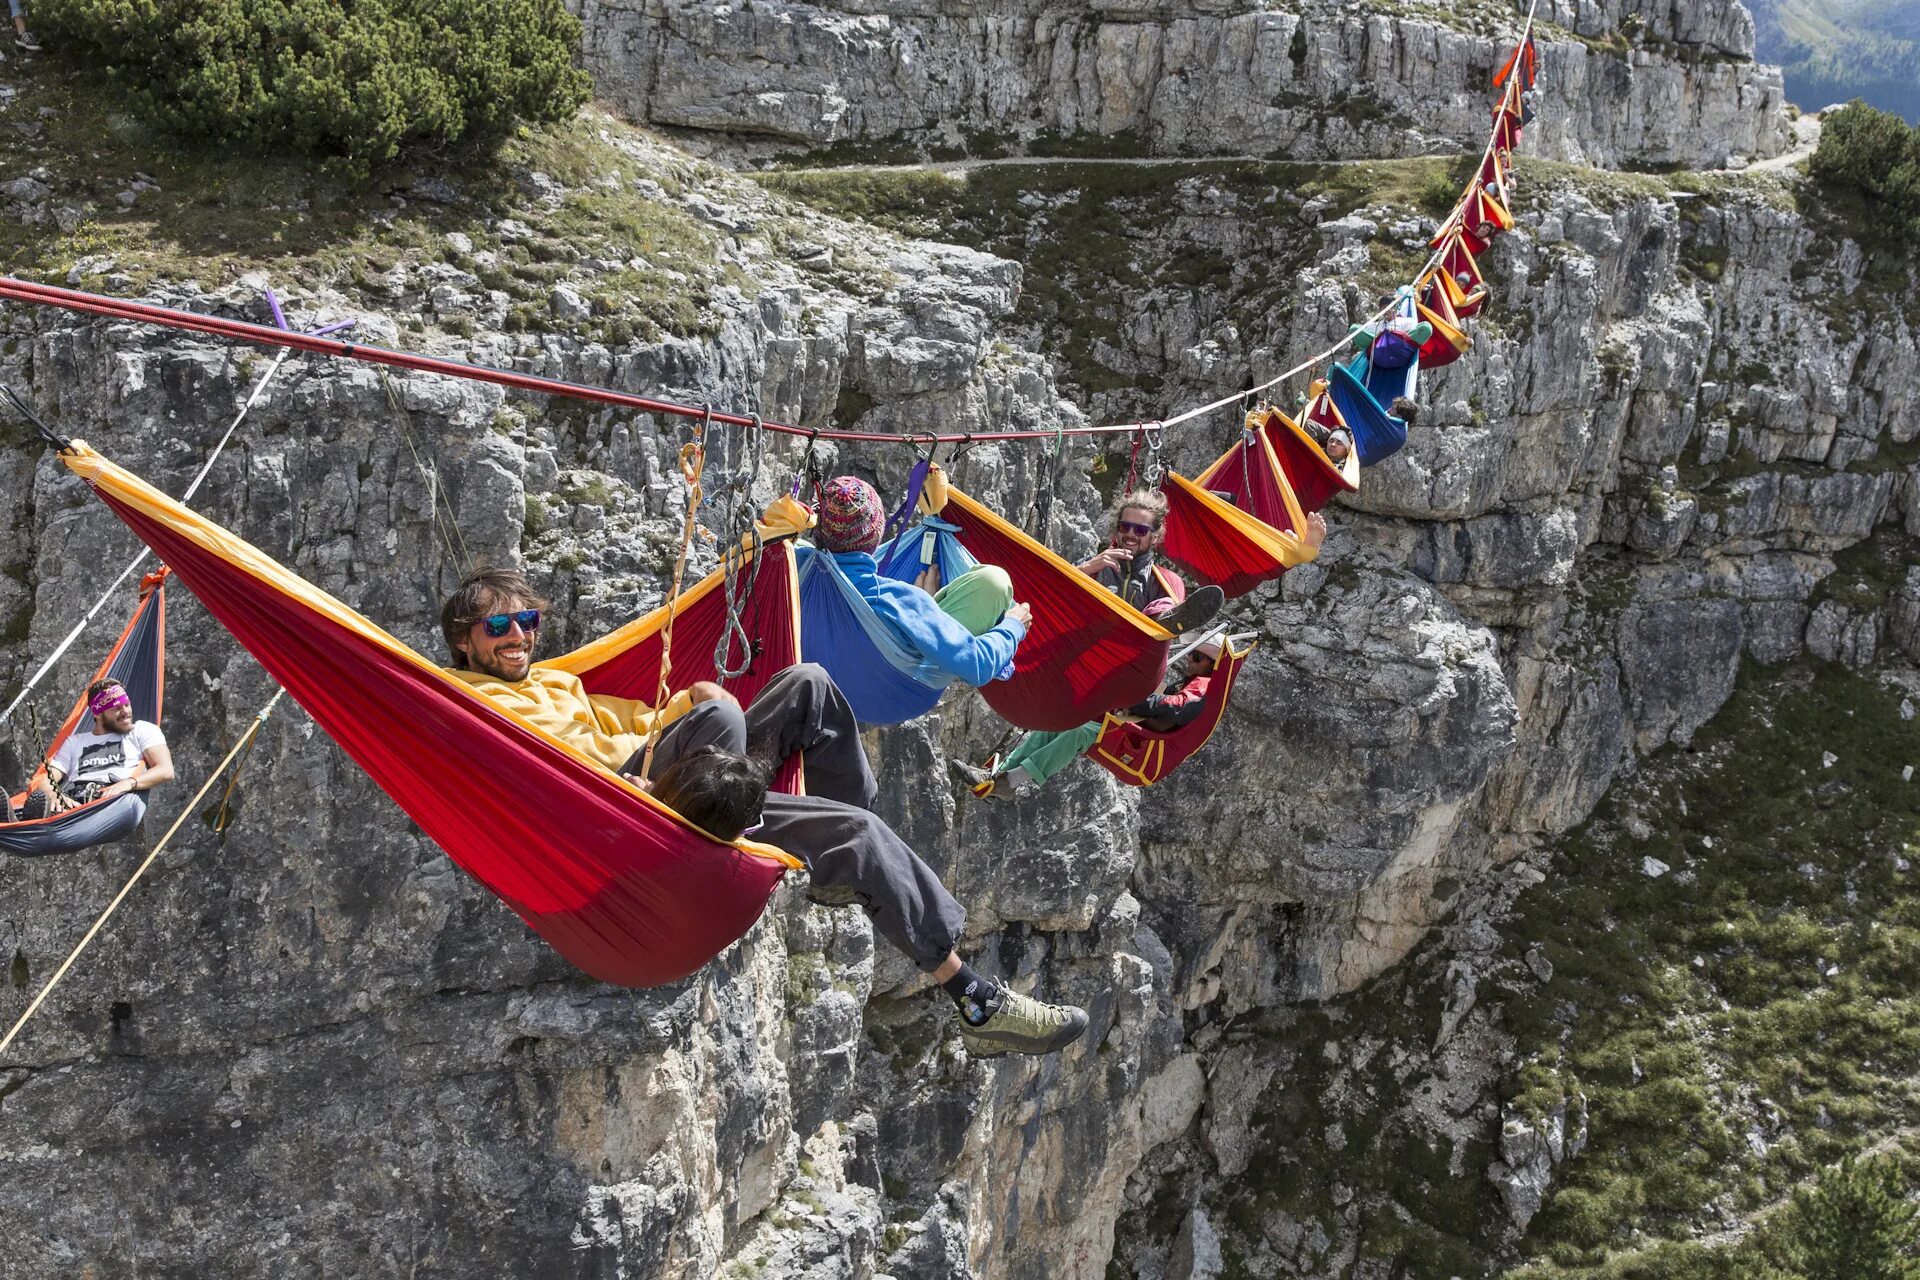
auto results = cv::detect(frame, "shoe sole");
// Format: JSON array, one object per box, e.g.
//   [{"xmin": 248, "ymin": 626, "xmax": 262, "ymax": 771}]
[
  {"xmin": 1159, "ymin": 586, "xmax": 1224, "ymax": 632},
  {"xmin": 962, "ymin": 1009, "xmax": 1090, "ymax": 1059}
]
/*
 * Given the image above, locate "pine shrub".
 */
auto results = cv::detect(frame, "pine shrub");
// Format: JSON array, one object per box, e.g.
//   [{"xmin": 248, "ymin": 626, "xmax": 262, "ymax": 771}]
[
  {"xmin": 1808, "ymin": 100, "xmax": 1920, "ymax": 235},
  {"xmin": 1760, "ymin": 1155, "xmax": 1920, "ymax": 1280},
  {"xmin": 35, "ymin": 0, "xmax": 592, "ymax": 177}
]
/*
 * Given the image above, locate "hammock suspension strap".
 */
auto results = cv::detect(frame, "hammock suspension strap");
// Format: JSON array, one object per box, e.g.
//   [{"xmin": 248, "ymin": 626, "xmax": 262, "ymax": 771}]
[
  {"xmin": 637, "ymin": 415, "xmax": 710, "ymax": 783},
  {"xmin": 712, "ymin": 414, "xmax": 767, "ymax": 682}
]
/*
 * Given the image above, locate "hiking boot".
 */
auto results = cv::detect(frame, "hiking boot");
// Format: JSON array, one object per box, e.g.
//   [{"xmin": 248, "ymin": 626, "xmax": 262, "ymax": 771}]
[
  {"xmin": 14, "ymin": 29, "xmax": 39, "ymax": 51},
  {"xmin": 1157, "ymin": 583, "xmax": 1224, "ymax": 633},
  {"xmin": 18, "ymin": 788, "xmax": 52, "ymax": 820},
  {"xmin": 958, "ymin": 988, "xmax": 1089, "ymax": 1059}
]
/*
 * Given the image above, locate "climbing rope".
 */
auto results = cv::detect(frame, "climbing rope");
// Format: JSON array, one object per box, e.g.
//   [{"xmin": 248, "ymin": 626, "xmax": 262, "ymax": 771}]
[
  {"xmin": 637, "ymin": 417, "xmax": 710, "ymax": 784},
  {"xmin": 0, "ymin": 688, "xmax": 285, "ymax": 1059}
]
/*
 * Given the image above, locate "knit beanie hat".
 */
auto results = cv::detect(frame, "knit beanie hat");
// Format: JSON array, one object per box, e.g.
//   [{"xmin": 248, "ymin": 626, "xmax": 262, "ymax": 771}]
[{"xmin": 818, "ymin": 476, "xmax": 886, "ymax": 554}]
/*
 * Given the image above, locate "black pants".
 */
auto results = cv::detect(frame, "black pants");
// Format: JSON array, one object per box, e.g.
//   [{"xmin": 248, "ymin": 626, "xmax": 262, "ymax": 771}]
[{"xmin": 620, "ymin": 664, "xmax": 965, "ymax": 972}]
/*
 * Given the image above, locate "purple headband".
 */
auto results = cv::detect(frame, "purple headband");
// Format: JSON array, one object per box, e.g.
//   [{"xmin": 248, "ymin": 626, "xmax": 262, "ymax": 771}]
[{"xmin": 89, "ymin": 687, "xmax": 131, "ymax": 717}]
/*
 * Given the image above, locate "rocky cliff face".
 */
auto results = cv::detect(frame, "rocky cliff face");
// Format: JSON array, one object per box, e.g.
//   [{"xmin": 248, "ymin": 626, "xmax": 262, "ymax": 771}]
[
  {"xmin": 1, "ymin": 7, "xmax": 1916, "ymax": 1279},
  {"xmin": 573, "ymin": 0, "xmax": 1793, "ymax": 169}
]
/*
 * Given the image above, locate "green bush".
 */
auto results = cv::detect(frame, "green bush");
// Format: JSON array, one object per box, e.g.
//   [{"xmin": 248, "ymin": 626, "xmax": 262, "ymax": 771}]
[
  {"xmin": 1808, "ymin": 100, "xmax": 1920, "ymax": 235},
  {"xmin": 1757, "ymin": 1155, "xmax": 1920, "ymax": 1280},
  {"xmin": 36, "ymin": 0, "xmax": 592, "ymax": 177}
]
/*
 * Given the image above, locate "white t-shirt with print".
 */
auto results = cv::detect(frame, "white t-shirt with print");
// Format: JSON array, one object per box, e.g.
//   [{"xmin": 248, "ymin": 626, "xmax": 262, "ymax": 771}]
[{"xmin": 51, "ymin": 721, "xmax": 166, "ymax": 787}]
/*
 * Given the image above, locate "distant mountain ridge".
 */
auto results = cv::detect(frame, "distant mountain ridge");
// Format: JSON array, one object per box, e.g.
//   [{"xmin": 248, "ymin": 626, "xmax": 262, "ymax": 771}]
[{"xmin": 1747, "ymin": 0, "xmax": 1920, "ymax": 122}]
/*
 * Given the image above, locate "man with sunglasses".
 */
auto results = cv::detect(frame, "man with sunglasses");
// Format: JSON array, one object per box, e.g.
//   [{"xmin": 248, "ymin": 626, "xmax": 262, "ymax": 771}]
[
  {"xmin": 1077, "ymin": 489, "xmax": 1225, "ymax": 633},
  {"xmin": 439, "ymin": 566, "xmax": 1091, "ymax": 1060},
  {"xmin": 2, "ymin": 677, "xmax": 173, "ymax": 822}
]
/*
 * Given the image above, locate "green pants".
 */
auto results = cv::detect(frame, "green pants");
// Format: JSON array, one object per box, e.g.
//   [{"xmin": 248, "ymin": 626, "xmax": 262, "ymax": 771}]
[
  {"xmin": 933, "ymin": 564, "xmax": 1013, "ymax": 635},
  {"xmin": 1001, "ymin": 720, "xmax": 1102, "ymax": 785}
]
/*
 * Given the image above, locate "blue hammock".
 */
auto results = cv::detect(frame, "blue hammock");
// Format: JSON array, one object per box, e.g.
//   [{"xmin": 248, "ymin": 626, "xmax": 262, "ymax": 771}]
[
  {"xmin": 794, "ymin": 517, "xmax": 985, "ymax": 726},
  {"xmin": 1328, "ymin": 361, "xmax": 1409, "ymax": 466},
  {"xmin": 1359, "ymin": 287, "xmax": 1424, "ymax": 409}
]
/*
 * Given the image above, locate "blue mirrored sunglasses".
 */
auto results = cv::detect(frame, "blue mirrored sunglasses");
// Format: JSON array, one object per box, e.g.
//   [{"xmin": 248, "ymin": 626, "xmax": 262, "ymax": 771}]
[{"xmin": 479, "ymin": 609, "xmax": 542, "ymax": 638}]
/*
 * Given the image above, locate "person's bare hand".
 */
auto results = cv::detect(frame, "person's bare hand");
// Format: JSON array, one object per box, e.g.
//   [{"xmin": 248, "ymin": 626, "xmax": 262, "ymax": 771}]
[
  {"xmin": 688, "ymin": 680, "xmax": 740, "ymax": 708},
  {"xmin": 1079, "ymin": 547, "xmax": 1133, "ymax": 576},
  {"xmin": 1005, "ymin": 601, "xmax": 1033, "ymax": 628},
  {"xmin": 1305, "ymin": 512, "xmax": 1328, "ymax": 548},
  {"xmin": 622, "ymin": 773, "xmax": 655, "ymax": 793}
]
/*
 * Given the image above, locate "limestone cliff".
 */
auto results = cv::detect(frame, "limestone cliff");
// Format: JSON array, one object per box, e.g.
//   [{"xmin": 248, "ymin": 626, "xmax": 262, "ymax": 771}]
[
  {"xmin": 1, "ymin": 4, "xmax": 1916, "ymax": 1279},
  {"xmin": 573, "ymin": 0, "xmax": 1792, "ymax": 168}
]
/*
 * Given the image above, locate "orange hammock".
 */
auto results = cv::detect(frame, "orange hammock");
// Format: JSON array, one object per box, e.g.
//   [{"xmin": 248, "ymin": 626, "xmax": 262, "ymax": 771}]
[
  {"xmin": 929, "ymin": 481, "xmax": 1174, "ymax": 732},
  {"xmin": 60, "ymin": 443, "xmax": 806, "ymax": 989},
  {"xmin": 1086, "ymin": 637, "xmax": 1253, "ymax": 787}
]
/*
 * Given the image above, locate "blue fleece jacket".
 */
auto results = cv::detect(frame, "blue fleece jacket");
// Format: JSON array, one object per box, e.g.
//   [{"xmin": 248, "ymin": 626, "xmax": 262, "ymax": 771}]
[{"xmin": 832, "ymin": 551, "xmax": 1025, "ymax": 687}]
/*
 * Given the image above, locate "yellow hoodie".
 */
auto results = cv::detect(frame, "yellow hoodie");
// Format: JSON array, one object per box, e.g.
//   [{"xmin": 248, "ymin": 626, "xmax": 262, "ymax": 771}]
[{"xmin": 445, "ymin": 665, "xmax": 694, "ymax": 771}]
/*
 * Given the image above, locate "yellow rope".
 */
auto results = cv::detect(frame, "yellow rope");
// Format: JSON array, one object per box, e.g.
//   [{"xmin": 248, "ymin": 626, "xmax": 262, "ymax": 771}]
[
  {"xmin": 0, "ymin": 688, "xmax": 285, "ymax": 1059},
  {"xmin": 636, "ymin": 441, "xmax": 705, "ymax": 785}
]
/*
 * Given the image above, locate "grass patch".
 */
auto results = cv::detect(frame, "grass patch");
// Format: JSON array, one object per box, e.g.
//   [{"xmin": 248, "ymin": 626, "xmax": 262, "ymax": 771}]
[
  {"xmin": 1508, "ymin": 662, "xmax": 1920, "ymax": 1276},
  {"xmin": 757, "ymin": 155, "xmax": 1461, "ymax": 408}
]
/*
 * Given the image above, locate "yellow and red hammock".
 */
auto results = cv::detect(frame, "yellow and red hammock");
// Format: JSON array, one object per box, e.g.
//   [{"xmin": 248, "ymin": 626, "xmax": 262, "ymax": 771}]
[
  {"xmin": 1086, "ymin": 636, "xmax": 1253, "ymax": 787},
  {"xmin": 1436, "ymin": 230, "xmax": 1489, "ymax": 319},
  {"xmin": 61, "ymin": 443, "xmax": 805, "ymax": 989},
  {"xmin": 1416, "ymin": 271, "xmax": 1472, "ymax": 369}
]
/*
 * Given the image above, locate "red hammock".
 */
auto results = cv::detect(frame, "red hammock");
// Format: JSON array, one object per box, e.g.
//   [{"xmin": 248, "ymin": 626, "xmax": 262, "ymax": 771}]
[
  {"xmin": 933, "ymin": 483, "xmax": 1173, "ymax": 732},
  {"xmin": 1255, "ymin": 397, "xmax": 1360, "ymax": 516},
  {"xmin": 1160, "ymin": 468, "xmax": 1317, "ymax": 601},
  {"xmin": 1416, "ymin": 273, "xmax": 1472, "ymax": 369},
  {"xmin": 1087, "ymin": 639, "xmax": 1252, "ymax": 787},
  {"xmin": 1161, "ymin": 413, "xmax": 1324, "ymax": 598},
  {"xmin": 1437, "ymin": 231, "xmax": 1489, "ymax": 318},
  {"xmin": 1446, "ymin": 182, "xmax": 1515, "ymax": 256},
  {"xmin": 61, "ymin": 443, "xmax": 804, "ymax": 989}
]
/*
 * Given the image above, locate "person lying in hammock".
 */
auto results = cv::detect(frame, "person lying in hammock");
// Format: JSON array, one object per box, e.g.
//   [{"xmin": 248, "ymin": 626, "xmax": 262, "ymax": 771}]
[
  {"xmin": 440, "ymin": 567, "xmax": 1088, "ymax": 1059},
  {"xmin": 814, "ymin": 475, "xmax": 1032, "ymax": 688},
  {"xmin": 961, "ymin": 632, "xmax": 1227, "ymax": 798},
  {"xmin": 1, "ymin": 678, "xmax": 173, "ymax": 822},
  {"xmin": 1301, "ymin": 412, "xmax": 1355, "ymax": 464},
  {"xmin": 1077, "ymin": 489, "xmax": 1225, "ymax": 632}
]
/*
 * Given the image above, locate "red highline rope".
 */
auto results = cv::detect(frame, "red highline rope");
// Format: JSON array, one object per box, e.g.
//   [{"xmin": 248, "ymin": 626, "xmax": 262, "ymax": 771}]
[{"xmin": 0, "ymin": 276, "xmax": 1165, "ymax": 448}]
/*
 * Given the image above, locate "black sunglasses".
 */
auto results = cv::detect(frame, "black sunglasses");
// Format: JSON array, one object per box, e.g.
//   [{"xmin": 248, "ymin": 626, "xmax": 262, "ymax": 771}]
[
  {"xmin": 1116, "ymin": 519, "xmax": 1157, "ymax": 537},
  {"xmin": 476, "ymin": 609, "xmax": 542, "ymax": 638}
]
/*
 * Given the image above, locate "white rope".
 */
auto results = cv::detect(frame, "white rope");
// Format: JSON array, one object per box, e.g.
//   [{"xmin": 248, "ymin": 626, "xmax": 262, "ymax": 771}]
[
  {"xmin": 0, "ymin": 347, "xmax": 294, "ymax": 734},
  {"xmin": 1140, "ymin": 0, "xmax": 1540, "ymax": 436},
  {"xmin": 0, "ymin": 688, "xmax": 285, "ymax": 1059}
]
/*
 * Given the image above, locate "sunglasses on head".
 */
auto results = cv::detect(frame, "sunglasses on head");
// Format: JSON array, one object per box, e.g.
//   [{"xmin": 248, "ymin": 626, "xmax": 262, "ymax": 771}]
[
  {"xmin": 477, "ymin": 609, "xmax": 542, "ymax": 638},
  {"xmin": 1116, "ymin": 520, "xmax": 1156, "ymax": 537}
]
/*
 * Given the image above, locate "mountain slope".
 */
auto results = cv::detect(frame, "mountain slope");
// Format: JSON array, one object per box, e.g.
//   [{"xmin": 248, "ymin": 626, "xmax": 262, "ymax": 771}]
[{"xmin": 1749, "ymin": 0, "xmax": 1920, "ymax": 122}]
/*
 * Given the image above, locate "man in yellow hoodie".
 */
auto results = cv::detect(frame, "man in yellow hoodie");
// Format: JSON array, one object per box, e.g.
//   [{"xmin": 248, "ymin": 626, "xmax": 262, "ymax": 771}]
[{"xmin": 440, "ymin": 566, "xmax": 1089, "ymax": 1060}]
